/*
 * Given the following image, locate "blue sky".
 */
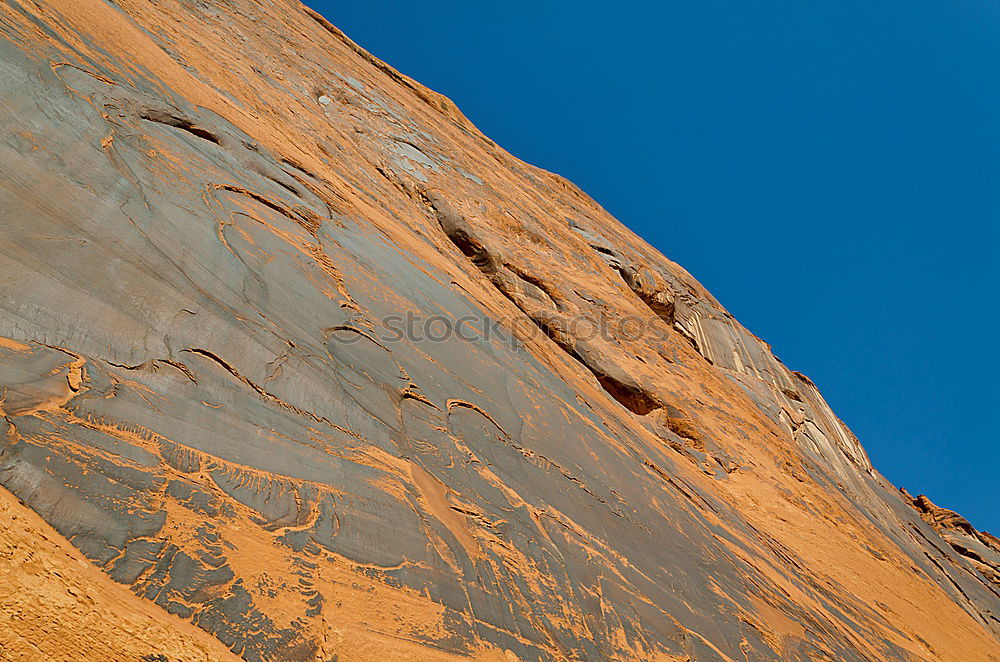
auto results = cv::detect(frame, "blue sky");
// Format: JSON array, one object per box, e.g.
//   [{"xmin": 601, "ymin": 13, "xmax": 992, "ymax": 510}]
[{"xmin": 309, "ymin": 1, "xmax": 999, "ymax": 532}]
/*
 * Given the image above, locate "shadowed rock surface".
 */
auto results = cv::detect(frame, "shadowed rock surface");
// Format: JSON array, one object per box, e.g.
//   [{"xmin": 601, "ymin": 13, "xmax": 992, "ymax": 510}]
[{"xmin": 0, "ymin": 1, "xmax": 998, "ymax": 660}]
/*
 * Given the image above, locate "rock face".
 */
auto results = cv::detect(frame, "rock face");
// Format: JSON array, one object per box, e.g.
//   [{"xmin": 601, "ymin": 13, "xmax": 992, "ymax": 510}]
[
  {"xmin": 0, "ymin": 479, "xmax": 241, "ymax": 661},
  {"xmin": 0, "ymin": 1, "xmax": 997, "ymax": 660}
]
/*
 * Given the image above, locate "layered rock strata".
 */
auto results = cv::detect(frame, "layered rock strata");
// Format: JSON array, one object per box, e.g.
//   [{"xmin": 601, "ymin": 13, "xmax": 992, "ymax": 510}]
[{"xmin": 0, "ymin": 1, "xmax": 997, "ymax": 660}]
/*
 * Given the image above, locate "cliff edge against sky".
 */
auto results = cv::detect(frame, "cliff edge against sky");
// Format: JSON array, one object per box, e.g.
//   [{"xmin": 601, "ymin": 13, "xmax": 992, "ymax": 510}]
[{"xmin": 0, "ymin": 1, "xmax": 998, "ymax": 660}]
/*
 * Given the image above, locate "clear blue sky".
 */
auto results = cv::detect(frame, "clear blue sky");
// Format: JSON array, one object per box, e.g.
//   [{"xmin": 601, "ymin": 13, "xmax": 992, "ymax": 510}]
[{"xmin": 308, "ymin": 1, "xmax": 999, "ymax": 532}]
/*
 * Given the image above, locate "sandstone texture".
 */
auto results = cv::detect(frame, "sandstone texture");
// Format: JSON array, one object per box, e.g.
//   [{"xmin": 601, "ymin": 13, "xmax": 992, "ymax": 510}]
[{"xmin": 0, "ymin": 1, "xmax": 998, "ymax": 660}]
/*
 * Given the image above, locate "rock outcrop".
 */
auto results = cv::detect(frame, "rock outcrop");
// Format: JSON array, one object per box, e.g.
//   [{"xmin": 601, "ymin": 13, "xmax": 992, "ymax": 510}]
[
  {"xmin": 903, "ymin": 490, "xmax": 1000, "ymax": 593},
  {"xmin": 0, "ymin": 1, "xmax": 997, "ymax": 660}
]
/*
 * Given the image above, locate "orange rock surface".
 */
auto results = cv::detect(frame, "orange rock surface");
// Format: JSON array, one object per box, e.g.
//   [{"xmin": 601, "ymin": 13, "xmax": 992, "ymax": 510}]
[
  {"xmin": 0, "ymin": 485, "xmax": 242, "ymax": 661},
  {"xmin": 0, "ymin": 1, "xmax": 997, "ymax": 660}
]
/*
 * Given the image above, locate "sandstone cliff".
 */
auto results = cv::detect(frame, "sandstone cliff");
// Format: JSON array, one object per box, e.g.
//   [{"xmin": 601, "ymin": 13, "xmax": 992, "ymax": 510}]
[{"xmin": 0, "ymin": 1, "xmax": 997, "ymax": 660}]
